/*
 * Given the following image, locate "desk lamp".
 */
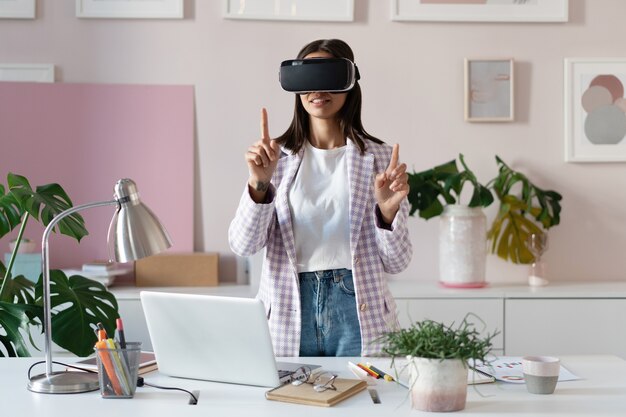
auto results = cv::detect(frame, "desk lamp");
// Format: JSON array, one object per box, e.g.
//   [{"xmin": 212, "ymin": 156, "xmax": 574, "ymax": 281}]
[{"xmin": 27, "ymin": 179, "xmax": 172, "ymax": 394}]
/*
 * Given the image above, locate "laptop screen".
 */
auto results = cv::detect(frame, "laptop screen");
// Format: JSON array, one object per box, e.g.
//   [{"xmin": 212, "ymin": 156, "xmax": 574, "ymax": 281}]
[{"xmin": 141, "ymin": 291, "xmax": 285, "ymax": 387}]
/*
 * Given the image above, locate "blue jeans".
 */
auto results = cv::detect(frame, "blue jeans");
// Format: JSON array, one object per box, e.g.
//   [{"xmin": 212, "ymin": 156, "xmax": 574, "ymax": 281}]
[{"xmin": 298, "ymin": 269, "xmax": 362, "ymax": 357}]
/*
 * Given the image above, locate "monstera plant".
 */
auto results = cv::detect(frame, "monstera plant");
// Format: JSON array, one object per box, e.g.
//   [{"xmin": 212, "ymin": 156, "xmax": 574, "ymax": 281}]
[
  {"xmin": 407, "ymin": 155, "xmax": 562, "ymax": 264},
  {"xmin": 0, "ymin": 173, "xmax": 119, "ymax": 357}
]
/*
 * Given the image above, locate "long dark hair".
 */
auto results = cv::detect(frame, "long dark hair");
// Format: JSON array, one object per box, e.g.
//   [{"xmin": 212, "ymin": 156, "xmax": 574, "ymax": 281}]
[{"xmin": 276, "ymin": 39, "xmax": 383, "ymax": 154}]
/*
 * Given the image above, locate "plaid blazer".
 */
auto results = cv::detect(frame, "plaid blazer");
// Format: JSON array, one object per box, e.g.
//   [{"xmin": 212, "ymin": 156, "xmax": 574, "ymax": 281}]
[{"xmin": 229, "ymin": 139, "xmax": 412, "ymax": 356}]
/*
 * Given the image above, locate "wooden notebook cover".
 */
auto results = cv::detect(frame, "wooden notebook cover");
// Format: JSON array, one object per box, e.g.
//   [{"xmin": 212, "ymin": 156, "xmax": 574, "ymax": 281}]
[{"xmin": 265, "ymin": 378, "xmax": 367, "ymax": 407}]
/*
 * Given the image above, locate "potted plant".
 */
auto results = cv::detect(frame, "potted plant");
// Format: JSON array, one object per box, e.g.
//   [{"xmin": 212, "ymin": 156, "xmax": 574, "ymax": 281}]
[
  {"xmin": 408, "ymin": 155, "xmax": 494, "ymax": 287},
  {"xmin": 0, "ymin": 173, "xmax": 119, "ymax": 357},
  {"xmin": 407, "ymin": 155, "xmax": 562, "ymax": 281},
  {"xmin": 378, "ymin": 317, "xmax": 498, "ymax": 412}
]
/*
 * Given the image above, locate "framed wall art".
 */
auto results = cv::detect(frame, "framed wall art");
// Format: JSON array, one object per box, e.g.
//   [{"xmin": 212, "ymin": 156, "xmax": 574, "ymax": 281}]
[
  {"xmin": 465, "ymin": 58, "xmax": 514, "ymax": 122},
  {"xmin": 565, "ymin": 58, "xmax": 626, "ymax": 162},
  {"xmin": 223, "ymin": 0, "xmax": 354, "ymax": 22},
  {"xmin": 0, "ymin": 64, "xmax": 54, "ymax": 82},
  {"xmin": 392, "ymin": 0, "xmax": 568, "ymax": 22},
  {"xmin": 76, "ymin": 0, "xmax": 183, "ymax": 19},
  {"xmin": 0, "ymin": 0, "xmax": 35, "ymax": 19}
]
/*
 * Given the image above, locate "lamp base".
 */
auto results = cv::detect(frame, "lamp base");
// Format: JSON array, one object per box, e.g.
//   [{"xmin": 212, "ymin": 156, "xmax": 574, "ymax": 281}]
[{"xmin": 27, "ymin": 371, "xmax": 99, "ymax": 394}]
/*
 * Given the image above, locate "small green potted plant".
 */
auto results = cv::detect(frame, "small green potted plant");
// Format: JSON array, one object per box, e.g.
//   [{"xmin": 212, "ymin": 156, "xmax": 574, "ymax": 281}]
[
  {"xmin": 378, "ymin": 316, "xmax": 498, "ymax": 412},
  {"xmin": 407, "ymin": 155, "xmax": 562, "ymax": 267},
  {"xmin": 0, "ymin": 173, "xmax": 119, "ymax": 357}
]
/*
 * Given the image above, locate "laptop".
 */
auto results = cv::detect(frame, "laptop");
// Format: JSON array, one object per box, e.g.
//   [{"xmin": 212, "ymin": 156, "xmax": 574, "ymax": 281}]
[{"xmin": 140, "ymin": 291, "xmax": 318, "ymax": 387}]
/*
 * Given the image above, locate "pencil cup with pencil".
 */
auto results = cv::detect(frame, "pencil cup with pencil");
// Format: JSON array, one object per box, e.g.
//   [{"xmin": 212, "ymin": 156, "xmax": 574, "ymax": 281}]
[{"xmin": 95, "ymin": 341, "xmax": 142, "ymax": 398}]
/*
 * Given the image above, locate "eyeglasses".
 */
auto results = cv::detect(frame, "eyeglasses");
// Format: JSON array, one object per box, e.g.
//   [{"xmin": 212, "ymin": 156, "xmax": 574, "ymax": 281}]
[{"xmin": 290, "ymin": 366, "xmax": 338, "ymax": 393}]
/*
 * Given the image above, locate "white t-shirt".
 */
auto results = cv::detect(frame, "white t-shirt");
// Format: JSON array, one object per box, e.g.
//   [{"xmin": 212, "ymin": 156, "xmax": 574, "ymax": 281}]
[{"xmin": 288, "ymin": 140, "xmax": 351, "ymax": 273}]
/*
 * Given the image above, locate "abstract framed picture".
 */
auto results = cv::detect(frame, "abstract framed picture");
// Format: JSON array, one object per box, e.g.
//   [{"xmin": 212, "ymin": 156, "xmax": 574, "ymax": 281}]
[
  {"xmin": 0, "ymin": 0, "xmax": 35, "ymax": 18},
  {"xmin": 391, "ymin": 0, "xmax": 568, "ymax": 22},
  {"xmin": 76, "ymin": 0, "xmax": 183, "ymax": 19},
  {"xmin": 223, "ymin": 0, "xmax": 354, "ymax": 22},
  {"xmin": 565, "ymin": 58, "xmax": 626, "ymax": 163},
  {"xmin": 465, "ymin": 58, "xmax": 514, "ymax": 122}
]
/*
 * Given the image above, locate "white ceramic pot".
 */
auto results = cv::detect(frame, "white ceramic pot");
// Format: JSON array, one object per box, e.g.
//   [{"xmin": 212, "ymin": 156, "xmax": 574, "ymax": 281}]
[
  {"xmin": 439, "ymin": 205, "xmax": 487, "ymax": 288},
  {"xmin": 408, "ymin": 356, "xmax": 468, "ymax": 412}
]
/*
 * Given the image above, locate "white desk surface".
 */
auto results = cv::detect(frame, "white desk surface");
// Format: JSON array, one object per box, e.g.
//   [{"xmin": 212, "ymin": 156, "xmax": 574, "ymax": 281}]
[{"xmin": 3, "ymin": 355, "xmax": 625, "ymax": 416}]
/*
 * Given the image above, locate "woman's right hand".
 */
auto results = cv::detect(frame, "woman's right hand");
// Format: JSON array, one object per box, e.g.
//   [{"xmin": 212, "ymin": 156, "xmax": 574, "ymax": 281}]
[{"xmin": 246, "ymin": 108, "xmax": 280, "ymax": 202}]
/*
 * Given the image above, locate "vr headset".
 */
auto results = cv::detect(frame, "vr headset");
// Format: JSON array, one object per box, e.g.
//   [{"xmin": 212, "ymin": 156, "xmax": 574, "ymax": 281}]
[{"xmin": 279, "ymin": 58, "xmax": 360, "ymax": 94}]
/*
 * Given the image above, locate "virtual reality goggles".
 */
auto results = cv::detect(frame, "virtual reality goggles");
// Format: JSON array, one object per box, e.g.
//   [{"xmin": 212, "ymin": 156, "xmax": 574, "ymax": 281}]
[{"xmin": 279, "ymin": 58, "xmax": 360, "ymax": 94}]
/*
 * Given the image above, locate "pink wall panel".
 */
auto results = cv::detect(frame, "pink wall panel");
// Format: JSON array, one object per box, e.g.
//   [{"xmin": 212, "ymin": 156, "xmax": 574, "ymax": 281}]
[{"xmin": 0, "ymin": 82, "xmax": 194, "ymax": 269}]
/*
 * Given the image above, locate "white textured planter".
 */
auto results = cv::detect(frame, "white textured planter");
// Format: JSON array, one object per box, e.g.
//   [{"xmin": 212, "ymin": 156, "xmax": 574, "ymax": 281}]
[
  {"xmin": 439, "ymin": 205, "xmax": 487, "ymax": 288},
  {"xmin": 408, "ymin": 357, "xmax": 468, "ymax": 412}
]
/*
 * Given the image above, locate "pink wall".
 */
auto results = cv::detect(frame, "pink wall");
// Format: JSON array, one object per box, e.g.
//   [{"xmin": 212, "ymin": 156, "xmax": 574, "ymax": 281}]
[
  {"xmin": 0, "ymin": 0, "xmax": 625, "ymax": 283},
  {"xmin": 0, "ymin": 82, "xmax": 194, "ymax": 269}
]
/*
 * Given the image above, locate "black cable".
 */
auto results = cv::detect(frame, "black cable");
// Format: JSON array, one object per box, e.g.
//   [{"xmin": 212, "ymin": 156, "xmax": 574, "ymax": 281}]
[
  {"xmin": 27, "ymin": 361, "xmax": 197, "ymax": 405},
  {"xmin": 137, "ymin": 377, "xmax": 198, "ymax": 405},
  {"xmin": 27, "ymin": 360, "xmax": 97, "ymax": 379}
]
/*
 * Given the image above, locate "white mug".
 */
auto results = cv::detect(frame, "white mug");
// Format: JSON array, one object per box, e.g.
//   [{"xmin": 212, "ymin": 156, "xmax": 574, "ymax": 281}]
[{"xmin": 522, "ymin": 356, "xmax": 560, "ymax": 394}]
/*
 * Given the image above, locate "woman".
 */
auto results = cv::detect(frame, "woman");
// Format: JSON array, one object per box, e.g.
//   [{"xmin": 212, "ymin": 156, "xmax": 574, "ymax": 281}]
[{"xmin": 229, "ymin": 39, "xmax": 412, "ymax": 357}]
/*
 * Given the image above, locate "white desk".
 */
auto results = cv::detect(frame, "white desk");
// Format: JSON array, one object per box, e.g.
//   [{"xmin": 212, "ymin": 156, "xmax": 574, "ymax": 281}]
[{"xmin": 3, "ymin": 355, "xmax": 626, "ymax": 416}]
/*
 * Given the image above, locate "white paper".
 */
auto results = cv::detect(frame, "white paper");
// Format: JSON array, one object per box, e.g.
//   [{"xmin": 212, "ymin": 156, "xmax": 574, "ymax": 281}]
[{"xmin": 473, "ymin": 357, "xmax": 581, "ymax": 384}]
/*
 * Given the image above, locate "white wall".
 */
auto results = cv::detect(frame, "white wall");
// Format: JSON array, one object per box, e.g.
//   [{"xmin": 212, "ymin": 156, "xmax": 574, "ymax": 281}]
[{"xmin": 1, "ymin": 0, "xmax": 625, "ymax": 284}]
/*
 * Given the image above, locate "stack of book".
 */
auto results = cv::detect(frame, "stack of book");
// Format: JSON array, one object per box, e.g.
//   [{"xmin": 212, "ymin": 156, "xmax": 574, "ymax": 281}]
[{"xmin": 63, "ymin": 260, "xmax": 132, "ymax": 287}]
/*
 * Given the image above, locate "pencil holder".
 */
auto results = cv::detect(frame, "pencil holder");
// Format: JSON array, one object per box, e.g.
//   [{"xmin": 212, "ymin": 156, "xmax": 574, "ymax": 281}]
[{"xmin": 95, "ymin": 342, "xmax": 142, "ymax": 398}]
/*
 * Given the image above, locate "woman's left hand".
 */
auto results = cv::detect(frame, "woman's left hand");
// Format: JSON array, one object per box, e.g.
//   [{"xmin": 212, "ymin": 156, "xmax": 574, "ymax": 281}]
[{"xmin": 375, "ymin": 144, "xmax": 409, "ymax": 225}]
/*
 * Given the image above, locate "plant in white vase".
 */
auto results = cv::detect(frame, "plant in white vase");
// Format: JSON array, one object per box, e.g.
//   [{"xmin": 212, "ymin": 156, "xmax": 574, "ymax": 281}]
[
  {"xmin": 407, "ymin": 155, "xmax": 562, "ymax": 286},
  {"xmin": 378, "ymin": 316, "xmax": 498, "ymax": 412}
]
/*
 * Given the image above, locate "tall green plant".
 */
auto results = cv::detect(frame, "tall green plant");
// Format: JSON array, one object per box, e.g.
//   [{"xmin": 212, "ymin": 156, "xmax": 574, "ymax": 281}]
[
  {"xmin": 0, "ymin": 173, "xmax": 119, "ymax": 357},
  {"xmin": 407, "ymin": 155, "xmax": 562, "ymax": 264}
]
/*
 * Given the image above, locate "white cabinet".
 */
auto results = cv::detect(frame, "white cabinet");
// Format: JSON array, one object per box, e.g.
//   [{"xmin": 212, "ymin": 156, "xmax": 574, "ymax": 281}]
[
  {"xmin": 103, "ymin": 282, "xmax": 626, "ymax": 360},
  {"xmin": 388, "ymin": 281, "xmax": 626, "ymax": 360},
  {"xmin": 505, "ymin": 299, "xmax": 626, "ymax": 357}
]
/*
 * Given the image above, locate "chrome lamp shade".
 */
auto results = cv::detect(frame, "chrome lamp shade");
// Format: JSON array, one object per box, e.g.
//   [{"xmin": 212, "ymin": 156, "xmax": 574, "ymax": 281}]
[
  {"xmin": 27, "ymin": 178, "xmax": 171, "ymax": 394},
  {"xmin": 108, "ymin": 179, "xmax": 172, "ymax": 263}
]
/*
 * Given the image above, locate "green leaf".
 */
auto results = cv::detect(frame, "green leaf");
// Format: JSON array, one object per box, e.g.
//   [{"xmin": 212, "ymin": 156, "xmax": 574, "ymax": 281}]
[
  {"xmin": 0, "ymin": 183, "xmax": 23, "ymax": 239},
  {"xmin": 443, "ymin": 173, "xmax": 464, "ymax": 198},
  {"xmin": 35, "ymin": 270, "xmax": 119, "ymax": 357},
  {"xmin": 407, "ymin": 155, "xmax": 492, "ymax": 219},
  {"xmin": 0, "ymin": 301, "xmax": 40, "ymax": 357},
  {"xmin": 420, "ymin": 198, "xmax": 445, "ymax": 220},
  {"xmin": 407, "ymin": 174, "xmax": 448, "ymax": 219},
  {"xmin": 468, "ymin": 184, "xmax": 494, "ymax": 208},
  {"xmin": 8, "ymin": 173, "xmax": 88, "ymax": 242},
  {"xmin": 0, "ymin": 274, "xmax": 36, "ymax": 305}
]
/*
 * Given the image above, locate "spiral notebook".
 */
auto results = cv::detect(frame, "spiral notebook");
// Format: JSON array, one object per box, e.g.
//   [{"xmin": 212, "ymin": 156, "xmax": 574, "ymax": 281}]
[{"xmin": 266, "ymin": 378, "xmax": 367, "ymax": 407}]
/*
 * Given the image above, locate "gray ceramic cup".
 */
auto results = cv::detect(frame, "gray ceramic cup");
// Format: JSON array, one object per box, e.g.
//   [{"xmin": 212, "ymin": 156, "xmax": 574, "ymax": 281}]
[{"xmin": 522, "ymin": 356, "xmax": 560, "ymax": 394}]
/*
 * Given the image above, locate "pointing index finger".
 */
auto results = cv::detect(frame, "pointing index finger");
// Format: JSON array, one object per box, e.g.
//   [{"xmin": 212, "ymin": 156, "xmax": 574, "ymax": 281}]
[
  {"xmin": 387, "ymin": 144, "xmax": 400, "ymax": 173},
  {"xmin": 260, "ymin": 107, "xmax": 270, "ymax": 141}
]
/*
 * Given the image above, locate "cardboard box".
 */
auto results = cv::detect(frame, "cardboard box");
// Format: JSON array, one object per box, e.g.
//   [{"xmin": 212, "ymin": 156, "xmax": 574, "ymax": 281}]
[{"xmin": 135, "ymin": 253, "xmax": 219, "ymax": 287}]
